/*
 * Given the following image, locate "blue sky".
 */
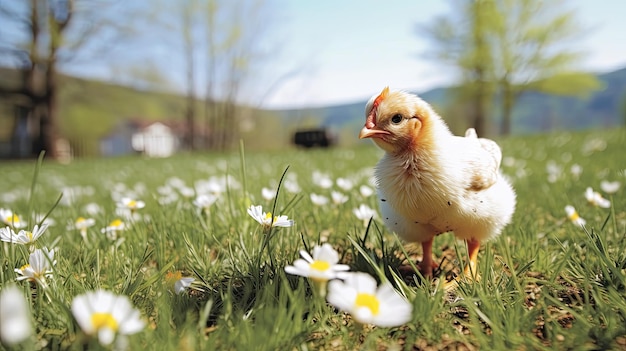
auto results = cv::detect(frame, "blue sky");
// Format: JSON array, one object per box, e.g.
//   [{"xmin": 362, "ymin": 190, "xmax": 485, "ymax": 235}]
[
  {"xmin": 5, "ymin": 0, "xmax": 625, "ymax": 110},
  {"xmin": 261, "ymin": 0, "xmax": 626, "ymax": 108}
]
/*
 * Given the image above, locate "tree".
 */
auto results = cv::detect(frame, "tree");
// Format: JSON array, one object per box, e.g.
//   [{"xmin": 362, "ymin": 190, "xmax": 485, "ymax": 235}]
[
  {"xmin": 491, "ymin": 0, "xmax": 601, "ymax": 135},
  {"xmin": 420, "ymin": 0, "xmax": 498, "ymax": 136},
  {"xmin": 0, "ymin": 0, "xmax": 72, "ymax": 159},
  {"xmin": 154, "ymin": 0, "xmax": 283, "ymax": 152},
  {"xmin": 181, "ymin": 0, "xmax": 199, "ymax": 151},
  {"xmin": 0, "ymin": 0, "xmax": 135, "ymax": 159},
  {"xmin": 201, "ymin": 0, "xmax": 281, "ymax": 151},
  {"xmin": 419, "ymin": 0, "xmax": 601, "ymax": 136}
]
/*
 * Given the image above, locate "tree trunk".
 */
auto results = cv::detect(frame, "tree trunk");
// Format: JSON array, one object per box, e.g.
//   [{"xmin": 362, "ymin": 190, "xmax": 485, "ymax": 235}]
[
  {"xmin": 41, "ymin": 60, "xmax": 59, "ymax": 159},
  {"xmin": 474, "ymin": 82, "xmax": 486, "ymax": 136},
  {"xmin": 185, "ymin": 100, "xmax": 195, "ymax": 150},
  {"xmin": 183, "ymin": 2, "xmax": 196, "ymax": 151},
  {"xmin": 470, "ymin": 1, "xmax": 490, "ymax": 137},
  {"xmin": 500, "ymin": 82, "xmax": 514, "ymax": 135}
]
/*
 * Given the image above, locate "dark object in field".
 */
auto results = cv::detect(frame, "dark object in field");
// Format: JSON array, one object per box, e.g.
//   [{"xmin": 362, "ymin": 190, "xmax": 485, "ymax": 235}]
[{"xmin": 293, "ymin": 128, "xmax": 336, "ymax": 148}]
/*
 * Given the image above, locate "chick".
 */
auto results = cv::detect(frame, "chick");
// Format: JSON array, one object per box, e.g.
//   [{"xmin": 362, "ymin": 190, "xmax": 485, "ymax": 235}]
[{"xmin": 359, "ymin": 87, "xmax": 516, "ymax": 288}]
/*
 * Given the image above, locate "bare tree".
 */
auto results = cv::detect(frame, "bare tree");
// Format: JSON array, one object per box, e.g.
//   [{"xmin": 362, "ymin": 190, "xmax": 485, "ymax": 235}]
[
  {"xmin": 0, "ymin": 0, "xmax": 135, "ymax": 159},
  {"xmin": 202, "ymin": 0, "xmax": 281, "ymax": 151},
  {"xmin": 0, "ymin": 0, "xmax": 79, "ymax": 159},
  {"xmin": 155, "ymin": 0, "xmax": 282, "ymax": 151},
  {"xmin": 182, "ymin": 0, "xmax": 199, "ymax": 151}
]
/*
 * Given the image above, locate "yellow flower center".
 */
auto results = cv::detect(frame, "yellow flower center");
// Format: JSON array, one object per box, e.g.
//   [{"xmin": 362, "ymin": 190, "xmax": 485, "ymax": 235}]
[
  {"xmin": 91, "ymin": 312, "xmax": 119, "ymax": 332},
  {"xmin": 109, "ymin": 219, "xmax": 123, "ymax": 227},
  {"xmin": 568, "ymin": 211, "xmax": 580, "ymax": 221},
  {"xmin": 26, "ymin": 231, "xmax": 33, "ymax": 241},
  {"xmin": 310, "ymin": 260, "xmax": 330, "ymax": 272},
  {"xmin": 128, "ymin": 200, "xmax": 137, "ymax": 208},
  {"xmin": 76, "ymin": 217, "xmax": 86, "ymax": 224},
  {"xmin": 4, "ymin": 214, "xmax": 20, "ymax": 225},
  {"xmin": 20, "ymin": 263, "xmax": 30, "ymax": 271},
  {"xmin": 354, "ymin": 293, "xmax": 380, "ymax": 316}
]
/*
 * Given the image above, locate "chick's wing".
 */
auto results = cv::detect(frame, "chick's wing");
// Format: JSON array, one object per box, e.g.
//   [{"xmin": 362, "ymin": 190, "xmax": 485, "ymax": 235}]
[{"xmin": 461, "ymin": 128, "xmax": 502, "ymax": 191}]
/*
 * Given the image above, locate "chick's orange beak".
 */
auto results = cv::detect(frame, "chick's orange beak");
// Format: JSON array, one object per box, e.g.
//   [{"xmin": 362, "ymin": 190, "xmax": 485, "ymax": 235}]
[{"xmin": 359, "ymin": 126, "xmax": 389, "ymax": 139}]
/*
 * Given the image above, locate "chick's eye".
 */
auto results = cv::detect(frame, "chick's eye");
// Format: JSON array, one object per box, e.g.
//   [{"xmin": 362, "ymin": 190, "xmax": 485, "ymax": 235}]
[{"xmin": 391, "ymin": 114, "xmax": 403, "ymax": 124}]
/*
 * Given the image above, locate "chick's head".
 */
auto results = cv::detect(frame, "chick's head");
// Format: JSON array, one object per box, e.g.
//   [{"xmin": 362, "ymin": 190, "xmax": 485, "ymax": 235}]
[{"xmin": 359, "ymin": 87, "xmax": 437, "ymax": 154}]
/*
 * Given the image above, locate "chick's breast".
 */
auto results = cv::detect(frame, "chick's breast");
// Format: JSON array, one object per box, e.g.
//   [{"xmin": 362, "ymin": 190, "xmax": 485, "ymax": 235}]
[{"xmin": 374, "ymin": 136, "xmax": 516, "ymax": 244}]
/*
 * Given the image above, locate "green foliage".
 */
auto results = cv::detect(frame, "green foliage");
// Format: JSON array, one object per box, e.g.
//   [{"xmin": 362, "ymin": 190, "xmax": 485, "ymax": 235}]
[
  {"xmin": 0, "ymin": 128, "xmax": 625, "ymax": 349},
  {"xmin": 419, "ymin": 0, "xmax": 602, "ymax": 135},
  {"xmin": 526, "ymin": 72, "xmax": 603, "ymax": 98}
]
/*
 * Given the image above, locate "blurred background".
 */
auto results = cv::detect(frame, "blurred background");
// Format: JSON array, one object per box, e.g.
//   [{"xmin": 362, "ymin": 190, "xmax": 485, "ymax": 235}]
[{"xmin": 0, "ymin": 0, "xmax": 625, "ymax": 161}]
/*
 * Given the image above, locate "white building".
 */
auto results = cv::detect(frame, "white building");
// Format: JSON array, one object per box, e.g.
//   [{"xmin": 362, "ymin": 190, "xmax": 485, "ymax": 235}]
[{"xmin": 131, "ymin": 122, "xmax": 179, "ymax": 157}]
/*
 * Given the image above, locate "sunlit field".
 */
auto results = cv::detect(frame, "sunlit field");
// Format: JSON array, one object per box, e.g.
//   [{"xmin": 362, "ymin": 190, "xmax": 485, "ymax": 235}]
[{"xmin": 1, "ymin": 128, "xmax": 625, "ymax": 350}]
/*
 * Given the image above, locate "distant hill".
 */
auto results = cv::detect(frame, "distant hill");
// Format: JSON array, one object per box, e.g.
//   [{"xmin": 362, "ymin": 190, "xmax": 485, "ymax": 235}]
[
  {"xmin": 1, "ymin": 66, "xmax": 625, "ymax": 155},
  {"xmin": 272, "ymin": 67, "xmax": 626, "ymax": 136}
]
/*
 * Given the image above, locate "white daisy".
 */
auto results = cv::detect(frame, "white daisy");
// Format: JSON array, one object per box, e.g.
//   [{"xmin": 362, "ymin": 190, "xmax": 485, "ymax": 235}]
[
  {"xmin": 359, "ymin": 185, "xmax": 374, "ymax": 198},
  {"xmin": 565, "ymin": 205, "xmax": 586, "ymax": 227},
  {"xmin": 116, "ymin": 197, "xmax": 145, "ymax": 212},
  {"xmin": 353, "ymin": 204, "xmax": 377, "ymax": 222},
  {"xmin": 570, "ymin": 164, "xmax": 583, "ymax": 179},
  {"xmin": 0, "ymin": 285, "xmax": 33, "ymax": 346},
  {"xmin": 84, "ymin": 203, "xmax": 103, "ymax": 216},
  {"xmin": 101, "ymin": 219, "xmax": 125, "ymax": 240},
  {"xmin": 15, "ymin": 248, "xmax": 56, "ymax": 287},
  {"xmin": 285, "ymin": 244, "xmax": 350, "ymax": 282},
  {"xmin": 68, "ymin": 217, "xmax": 96, "ymax": 239},
  {"xmin": 284, "ymin": 177, "xmax": 301, "ymax": 193},
  {"xmin": 261, "ymin": 187, "xmax": 276, "ymax": 201},
  {"xmin": 327, "ymin": 272, "xmax": 413, "ymax": 327},
  {"xmin": 310, "ymin": 193, "xmax": 329, "ymax": 206},
  {"xmin": 312, "ymin": 171, "xmax": 333, "ymax": 189},
  {"xmin": 0, "ymin": 223, "xmax": 48, "ymax": 245},
  {"xmin": 331, "ymin": 191, "xmax": 349, "ymax": 205},
  {"xmin": 584, "ymin": 187, "xmax": 611, "ymax": 208},
  {"xmin": 336, "ymin": 177, "xmax": 354, "ymax": 191},
  {"xmin": 71, "ymin": 290, "xmax": 145, "ymax": 346},
  {"xmin": 600, "ymin": 180, "xmax": 620, "ymax": 194},
  {"xmin": 193, "ymin": 193, "xmax": 218, "ymax": 212},
  {"xmin": 247, "ymin": 205, "xmax": 294, "ymax": 230},
  {"xmin": 0, "ymin": 208, "xmax": 26, "ymax": 228}
]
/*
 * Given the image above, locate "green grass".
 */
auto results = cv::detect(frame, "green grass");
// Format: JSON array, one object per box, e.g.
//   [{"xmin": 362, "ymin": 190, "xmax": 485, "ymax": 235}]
[{"xmin": 1, "ymin": 128, "xmax": 625, "ymax": 350}]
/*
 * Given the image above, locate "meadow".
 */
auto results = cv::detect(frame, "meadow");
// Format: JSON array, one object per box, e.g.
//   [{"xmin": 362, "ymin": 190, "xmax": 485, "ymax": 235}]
[{"xmin": 0, "ymin": 127, "xmax": 625, "ymax": 350}]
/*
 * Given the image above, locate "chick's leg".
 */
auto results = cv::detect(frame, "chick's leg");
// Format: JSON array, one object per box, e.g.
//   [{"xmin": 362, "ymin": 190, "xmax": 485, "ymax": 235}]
[
  {"xmin": 443, "ymin": 238, "xmax": 480, "ymax": 291},
  {"xmin": 463, "ymin": 238, "xmax": 480, "ymax": 279},
  {"xmin": 418, "ymin": 237, "xmax": 438, "ymax": 278}
]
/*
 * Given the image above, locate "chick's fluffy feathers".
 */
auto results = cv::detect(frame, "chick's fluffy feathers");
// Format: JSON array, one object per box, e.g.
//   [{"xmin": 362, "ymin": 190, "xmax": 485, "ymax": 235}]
[{"xmin": 363, "ymin": 88, "xmax": 515, "ymax": 245}]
